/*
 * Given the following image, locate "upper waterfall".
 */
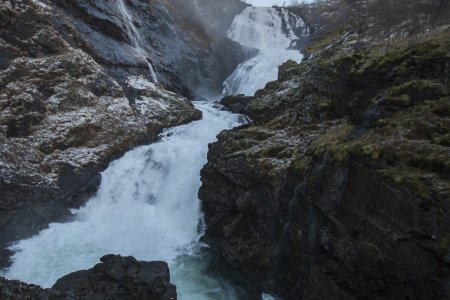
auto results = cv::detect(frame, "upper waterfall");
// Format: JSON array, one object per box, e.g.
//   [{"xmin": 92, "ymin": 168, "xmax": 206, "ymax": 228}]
[
  {"xmin": 228, "ymin": 7, "xmax": 302, "ymax": 50},
  {"xmin": 116, "ymin": 0, "xmax": 158, "ymax": 83},
  {"xmin": 223, "ymin": 7, "xmax": 307, "ymax": 96}
]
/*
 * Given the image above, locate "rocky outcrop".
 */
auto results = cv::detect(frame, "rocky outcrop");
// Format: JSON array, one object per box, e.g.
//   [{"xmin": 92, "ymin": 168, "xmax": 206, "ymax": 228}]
[
  {"xmin": 1, "ymin": 255, "xmax": 176, "ymax": 299},
  {"xmin": 0, "ymin": 0, "xmax": 202, "ymax": 266},
  {"xmin": 199, "ymin": 30, "xmax": 450, "ymax": 299},
  {"xmin": 0, "ymin": 277, "xmax": 69, "ymax": 300},
  {"xmin": 53, "ymin": 254, "xmax": 176, "ymax": 300},
  {"xmin": 219, "ymin": 95, "xmax": 253, "ymax": 115}
]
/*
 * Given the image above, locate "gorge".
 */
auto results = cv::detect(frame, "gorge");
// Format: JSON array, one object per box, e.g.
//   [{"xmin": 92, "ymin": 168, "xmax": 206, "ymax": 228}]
[
  {"xmin": 1, "ymin": 0, "xmax": 306, "ymax": 299},
  {"xmin": 1, "ymin": 0, "xmax": 449, "ymax": 299}
]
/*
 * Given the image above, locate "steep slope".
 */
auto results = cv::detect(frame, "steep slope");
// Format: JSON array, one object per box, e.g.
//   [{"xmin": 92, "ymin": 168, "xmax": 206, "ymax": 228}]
[{"xmin": 199, "ymin": 29, "xmax": 450, "ymax": 299}]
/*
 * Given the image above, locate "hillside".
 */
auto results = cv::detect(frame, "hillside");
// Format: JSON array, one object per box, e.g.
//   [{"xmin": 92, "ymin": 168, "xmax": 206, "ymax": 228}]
[{"xmin": 199, "ymin": 1, "xmax": 450, "ymax": 298}]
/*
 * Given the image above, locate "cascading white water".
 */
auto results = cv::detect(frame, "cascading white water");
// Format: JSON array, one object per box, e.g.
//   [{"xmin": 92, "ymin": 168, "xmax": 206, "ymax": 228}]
[
  {"xmin": 2, "ymin": 4, "xmax": 308, "ymax": 300},
  {"xmin": 223, "ymin": 7, "xmax": 306, "ymax": 96},
  {"xmin": 1, "ymin": 101, "xmax": 248, "ymax": 299},
  {"xmin": 117, "ymin": 0, "xmax": 158, "ymax": 83}
]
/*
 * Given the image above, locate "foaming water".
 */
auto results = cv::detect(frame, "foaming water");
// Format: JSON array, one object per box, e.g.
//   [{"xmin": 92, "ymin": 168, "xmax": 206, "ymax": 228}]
[
  {"xmin": 223, "ymin": 49, "xmax": 302, "ymax": 96},
  {"xmin": 2, "ymin": 102, "xmax": 250, "ymax": 298},
  {"xmin": 223, "ymin": 7, "xmax": 306, "ymax": 96}
]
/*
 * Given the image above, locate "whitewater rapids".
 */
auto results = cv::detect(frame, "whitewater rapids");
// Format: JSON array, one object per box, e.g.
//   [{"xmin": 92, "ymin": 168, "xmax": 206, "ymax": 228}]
[{"xmin": 1, "ymin": 102, "xmax": 248, "ymax": 299}]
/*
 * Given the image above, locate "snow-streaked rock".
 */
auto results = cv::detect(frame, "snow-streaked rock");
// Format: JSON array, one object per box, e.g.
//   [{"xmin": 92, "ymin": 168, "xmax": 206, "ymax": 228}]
[{"xmin": 0, "ymin": 0, "xmax": 201, "ymax": 259}]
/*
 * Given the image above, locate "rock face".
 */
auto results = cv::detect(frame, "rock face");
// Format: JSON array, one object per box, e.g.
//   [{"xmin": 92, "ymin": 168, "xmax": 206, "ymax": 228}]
[
  {"xmin": 194, "ymin": 0, "xmax": 250, "ymax": 37},
  {"xmin": 0, "ymin": 0, "xmax": 208, "ymax": 266},
  {"xmin": 51, "ymin": 0, "xmax": 249, "ymax": 96},
  {"xmin": 0, "ymin": 255, "xmax": 176, "ymax": 300},
  {"xmin": 199, "ymin": 30, "xmax": 450, "ymax": 299}
]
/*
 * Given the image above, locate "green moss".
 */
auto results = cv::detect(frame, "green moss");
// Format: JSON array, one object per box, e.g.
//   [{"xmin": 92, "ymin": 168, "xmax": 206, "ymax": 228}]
[
  {"xmin": 385, "ymin": 94, "xmax": 411, "ymax": 107},
  {"xmin": 291, "ymin": 156, "xmax": 313, "ymax": 173},
  {"xmin": 262, "ymin": 145, "xmax": 290, "ymax": 158},
  {"xmin": 392, "ymin": 174, "xmax": 403, "ymax": 184},
  {"xmin": 256, "ymin": 158, "xmax": 287, "ymax": 187},
  {"xmin": 310, "ymin": 124, "xmax": 354, "ymax": 161},
  {"xmin": 353, "ymin": 46, "xmax": 411, "ymax": 76},
  {"xmin": 433, "ymin": 134, "xmax": 450, "ymax": 146},
  {"xmin": 244, "ymin": 127, "xmax": 275, "ymax": 141},
  {"xmin": 438, "ymin": 234, "xmax": 450, "ymax": 255},
  {"xmin": 304, "ymin": 28, "xmax": 350, "ymax": 56},
  {"xmin": 390, "ymin": 80, "xmax": 447, "ymax": 100},
  {"xmin": 361, "ymin": 144, "xmax": 381, "ymax": 160},
  {"xmin": 316, "ymin": 96, "xmax": 332, "ymax": 111},
  {"xmin": 432, "ymin": 97, "xmax": 450, "ymax": 117}
]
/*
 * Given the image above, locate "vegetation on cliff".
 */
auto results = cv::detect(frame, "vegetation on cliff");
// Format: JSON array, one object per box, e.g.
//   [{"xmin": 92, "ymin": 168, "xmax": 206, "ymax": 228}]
[{"xmin": 200, "ymin": 4, "xmax": 450, "ymax": 298}]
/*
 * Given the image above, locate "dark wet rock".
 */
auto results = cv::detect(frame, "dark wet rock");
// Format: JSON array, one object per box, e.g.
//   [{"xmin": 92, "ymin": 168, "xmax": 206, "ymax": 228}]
[
  {"xmin": 220, "ymin": 95, "xmax": 253, "ymax": 115},
  {"xmin": 0, "ymin": 277, "xmax": 72, "ymax": 300},
  {"xmin": 1, "ymin": 255, "xmax": 176, "ymax": 300},
  {"xmin": 200, "ymin": 30, "xmax": 450, "ymax": 299},
  {"xmin": 51, "ymin": 0, "xmax": 249, "ymax": 97},
  {"xmin": 53, "ymin": 255, "xmax": 176, "ymax": 300}
]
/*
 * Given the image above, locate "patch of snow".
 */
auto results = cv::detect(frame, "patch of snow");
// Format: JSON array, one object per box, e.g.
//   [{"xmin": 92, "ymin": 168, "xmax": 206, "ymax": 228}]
[
  {"xmin": 126, "ymin": 75, "xmax": 157, "ymax": 90},
  {"xmin": 134, "ymin": 96, "xmax": 170, "ymax": 116},
  {"xmin": 32, "ymin": 0, "xmax": 51, "ymax": 10},
  {"xmin": 104, "ymin": 97, "xmax": 134, "ymax": 115}
]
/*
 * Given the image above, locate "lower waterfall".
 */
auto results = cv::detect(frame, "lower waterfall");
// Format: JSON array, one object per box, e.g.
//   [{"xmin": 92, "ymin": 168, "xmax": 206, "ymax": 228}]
[
  {"xmin": 2, "ymin": 102, "xmax": 251, "ymax": 299},
  {"xmin": 1, "ymin": 4, "xmax": 308, "ymax": 300}
]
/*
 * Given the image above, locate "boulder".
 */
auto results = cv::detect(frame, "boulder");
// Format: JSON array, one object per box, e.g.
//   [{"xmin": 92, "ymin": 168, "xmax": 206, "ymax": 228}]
[
  {"xmin": 0, "ymin": 255, "xmax": 176, "ymax": 300},
  {"xmin": 53, "ymin": 255, "xmax": 176, "ymax": 300}
]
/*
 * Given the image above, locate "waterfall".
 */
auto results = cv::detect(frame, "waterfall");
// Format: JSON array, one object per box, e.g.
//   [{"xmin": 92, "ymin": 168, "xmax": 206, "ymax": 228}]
[
  {"xmin": 223, "ymin": 7, "xmax": 306, "ymax": 96},
  {"xmin": 1, "ymin": 101, "xmax": 249, "ymax": 299},
  {"xmin": 117, "ymin": 0, "xmax": 158, "ymax": 84},
  {"xmin": 1, "ymin": 5, "xmax": 308, "ymax": 300}
]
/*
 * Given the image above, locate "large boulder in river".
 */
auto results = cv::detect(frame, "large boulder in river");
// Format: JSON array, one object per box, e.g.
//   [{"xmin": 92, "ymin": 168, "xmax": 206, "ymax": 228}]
[
  {"xmin": 53, "ymin": 254, "xmax": 176, "ymax": 300},
  {"xmin": 0, "ymin": 255, "xmax": 176, "ymax": 300}
]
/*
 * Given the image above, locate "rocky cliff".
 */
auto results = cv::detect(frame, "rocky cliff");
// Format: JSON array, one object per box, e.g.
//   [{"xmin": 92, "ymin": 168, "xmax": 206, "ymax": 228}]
[
  {"xmin": 199, "ymin": 28, "xmax": 450, "ymax": 299},
  {"xmin": 1, "ymin": 254, "xmax": 176, "ymax": 299}
]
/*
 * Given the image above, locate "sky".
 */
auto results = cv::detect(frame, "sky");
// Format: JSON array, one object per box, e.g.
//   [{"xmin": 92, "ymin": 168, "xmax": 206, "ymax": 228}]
[{"xmin": 245, "ymin": 0, "xmax": 312, "ymax": 7}]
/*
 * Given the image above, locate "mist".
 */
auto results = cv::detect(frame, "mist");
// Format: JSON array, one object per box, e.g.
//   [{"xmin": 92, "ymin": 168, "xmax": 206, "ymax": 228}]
[{"xmin": 246, "ymin": 0, "xmax": 313, "ymax": 7}]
